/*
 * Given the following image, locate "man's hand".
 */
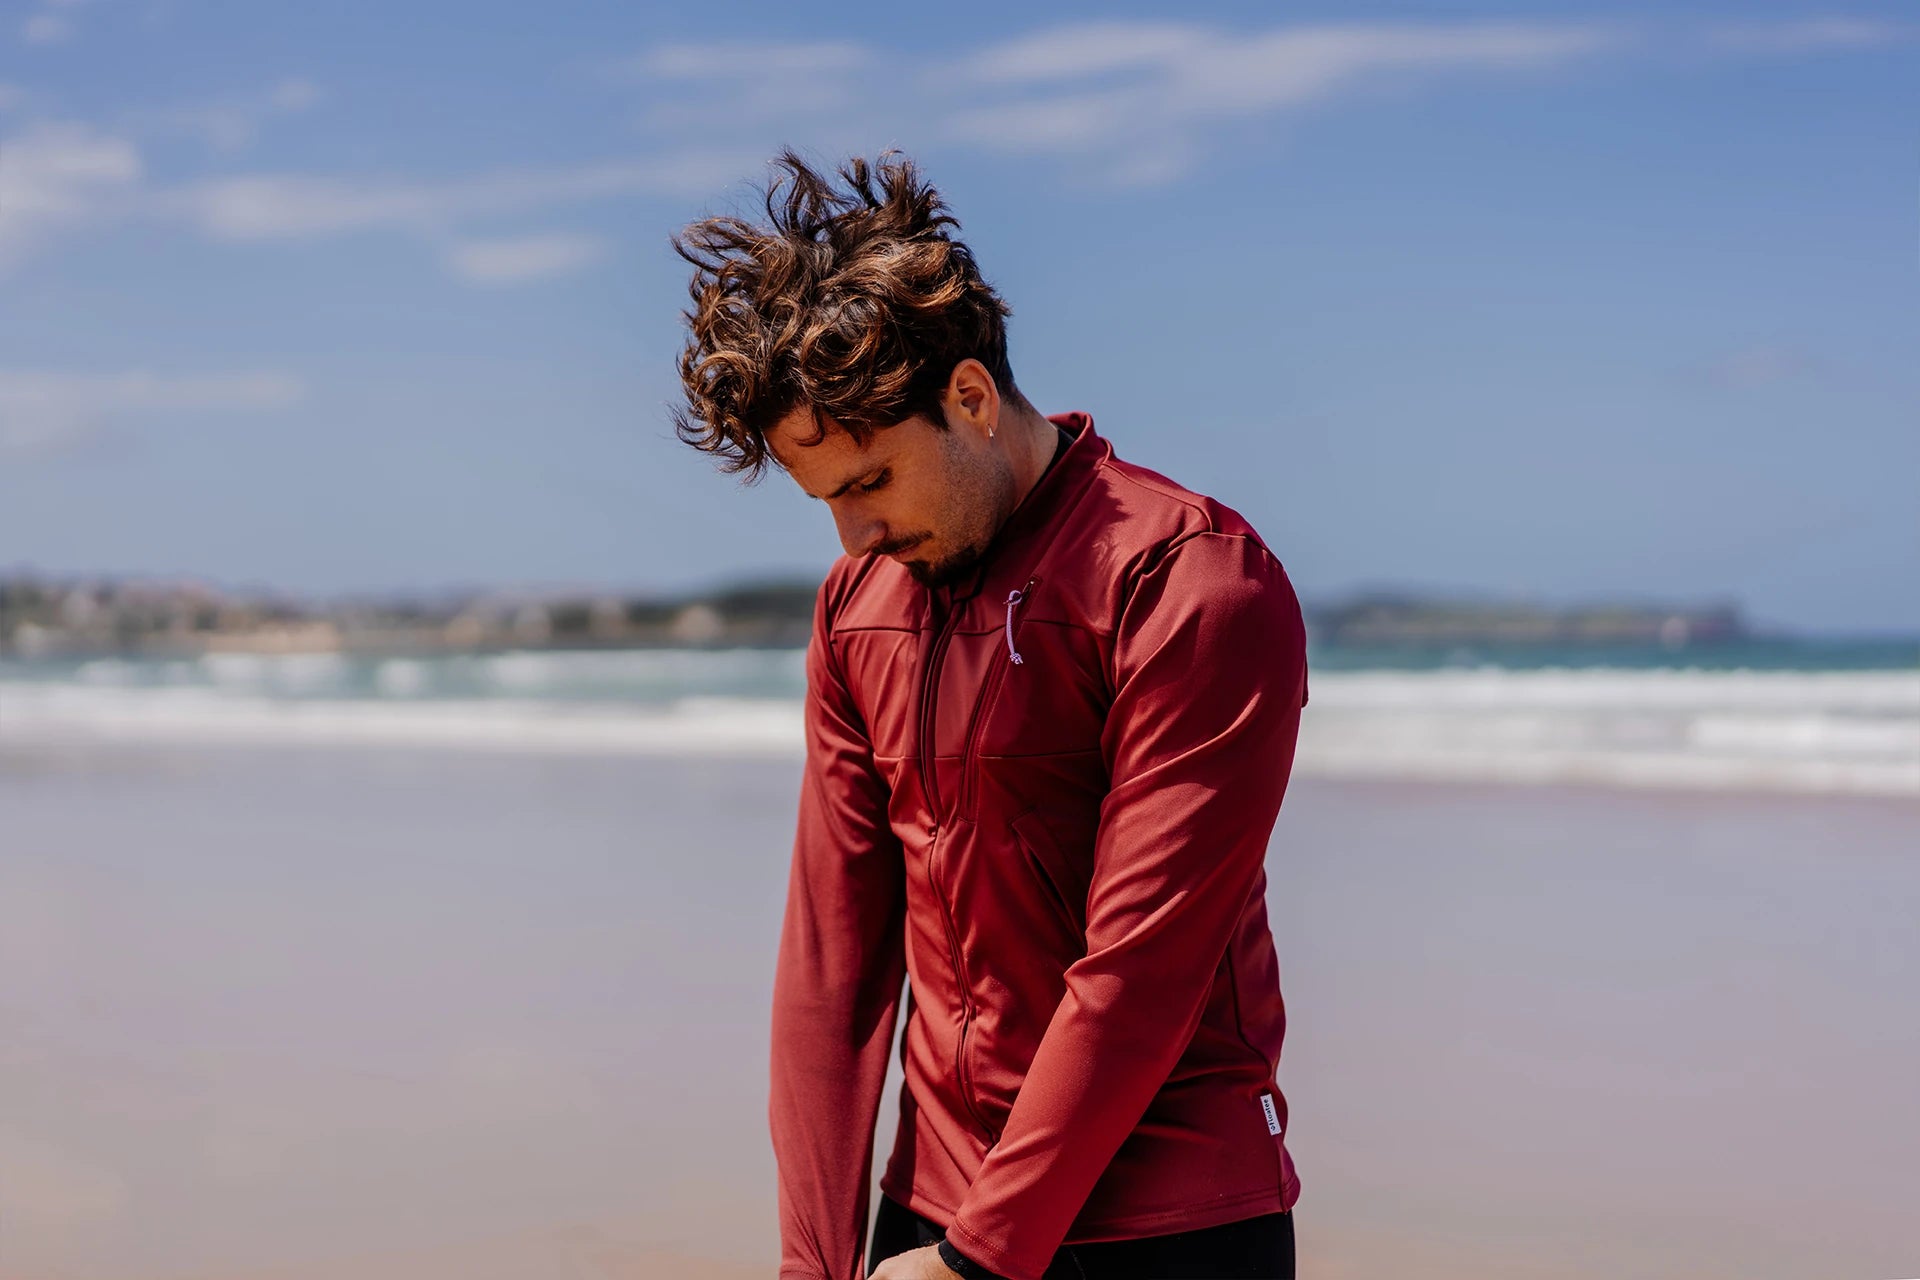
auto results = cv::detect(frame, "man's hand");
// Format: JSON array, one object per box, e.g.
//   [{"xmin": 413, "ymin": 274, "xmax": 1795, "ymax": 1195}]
[{"xmin": 868, "ymin": 1242, "xmax": 962, "ymax": 1279}]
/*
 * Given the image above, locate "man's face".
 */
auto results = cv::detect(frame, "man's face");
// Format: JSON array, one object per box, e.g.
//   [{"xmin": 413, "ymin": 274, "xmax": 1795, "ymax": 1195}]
[{"xmin": 768, "ymin": 405, "xmax": 1015, "ymax": 588}]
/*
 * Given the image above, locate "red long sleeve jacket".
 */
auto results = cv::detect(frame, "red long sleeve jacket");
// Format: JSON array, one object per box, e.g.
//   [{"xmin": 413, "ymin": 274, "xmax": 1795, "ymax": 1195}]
[{"xmin": 770, "ymin": 412, "xmax": 1308, "ymax": 1280}]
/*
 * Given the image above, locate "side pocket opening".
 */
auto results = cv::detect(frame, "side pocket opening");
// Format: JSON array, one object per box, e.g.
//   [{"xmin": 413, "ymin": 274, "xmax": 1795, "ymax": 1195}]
[{"xmin": 1009, "ymin": 808, "xmax": 1087, "ymax": 941}]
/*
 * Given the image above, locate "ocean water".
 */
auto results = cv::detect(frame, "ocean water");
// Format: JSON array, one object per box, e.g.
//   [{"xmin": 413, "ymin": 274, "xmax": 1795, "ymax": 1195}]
[{"xmin": 2, "ymin": 640, "xmax": 1915, "ymax": 795}]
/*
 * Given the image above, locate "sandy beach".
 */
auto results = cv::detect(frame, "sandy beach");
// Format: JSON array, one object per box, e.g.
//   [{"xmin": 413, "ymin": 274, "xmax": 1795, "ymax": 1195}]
[{"xmin": 2, "ymin": 742, "xmax": 1915, "ymax": 1279}]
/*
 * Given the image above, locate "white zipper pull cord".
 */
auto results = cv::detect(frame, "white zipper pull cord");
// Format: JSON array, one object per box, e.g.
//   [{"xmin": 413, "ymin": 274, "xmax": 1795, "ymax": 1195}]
[{"xmin": 1004, "ymin": 580, "xmax": 1033, "ymax": 665}]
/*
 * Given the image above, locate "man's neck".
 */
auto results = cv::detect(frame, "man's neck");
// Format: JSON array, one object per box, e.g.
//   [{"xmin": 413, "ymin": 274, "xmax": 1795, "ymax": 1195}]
[{"xmin": 1003, "ymin": 405, "xmax": 1066, "ymax": 512}]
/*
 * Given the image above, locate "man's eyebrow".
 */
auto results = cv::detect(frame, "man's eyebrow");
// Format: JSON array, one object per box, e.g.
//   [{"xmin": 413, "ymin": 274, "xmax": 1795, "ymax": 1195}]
[{"xmin": 813, "ymin": 463, "xmax": 886, "ymax": 501}]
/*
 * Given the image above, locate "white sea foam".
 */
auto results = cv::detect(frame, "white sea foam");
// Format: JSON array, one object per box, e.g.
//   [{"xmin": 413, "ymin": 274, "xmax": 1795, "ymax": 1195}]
[
  {"xmin": 0, "ymin": 682, "xmax": 803, "ymax": 756},
  {"xmin": 373, "ymin": 657, "xmax": 431, "ymax": 697},
  {"xmin": 1294, "ymin": 669, "xmax": 1918, "ymax": 796},
  {"xmin": 474, "ymin": 647, "xmax": 807, "ymax": 697},
  {"xmin": 2, "ymin": 664, "xmax": 1914, "ymax": 796},
  {"xmin": 198, "ymin": 649, "xmax": 353, "ymax": 694}
]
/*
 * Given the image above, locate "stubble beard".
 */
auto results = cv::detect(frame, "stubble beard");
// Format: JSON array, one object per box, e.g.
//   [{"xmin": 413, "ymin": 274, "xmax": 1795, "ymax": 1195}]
[
  {"xmin": 900, "ymin": 432, "xmax": 1016, "ymax": 589},
  {"xmin": 905, "ymin": 540, "xmax": 988, "ymax": 589}
]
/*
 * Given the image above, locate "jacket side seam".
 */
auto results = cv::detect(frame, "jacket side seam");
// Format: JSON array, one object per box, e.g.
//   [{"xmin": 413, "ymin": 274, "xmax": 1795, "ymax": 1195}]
[
  {"xmin": 1225, "ymin": 942, "xmax": 1289, "ymax": 1195},
  {"xmin": 1223, "ymin": 943, "xmax": 1270, "ymax": 1075}
]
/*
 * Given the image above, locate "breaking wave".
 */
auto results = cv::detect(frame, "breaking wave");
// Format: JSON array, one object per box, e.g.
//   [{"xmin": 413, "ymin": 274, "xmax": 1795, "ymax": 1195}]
[{"xmin": 2, "ymin": 651, "xmax": 1914, "ymax": 796}]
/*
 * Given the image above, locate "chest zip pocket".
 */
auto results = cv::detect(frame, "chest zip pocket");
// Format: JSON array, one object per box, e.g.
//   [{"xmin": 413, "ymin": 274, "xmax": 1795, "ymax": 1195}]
[
  {"xmin": 959, "ymin": 578, "xmax": 1036, "ymax": 822},
  {"xmin": 1003, "ymin": 579, "xmax": 1033, "ymax": 664}
]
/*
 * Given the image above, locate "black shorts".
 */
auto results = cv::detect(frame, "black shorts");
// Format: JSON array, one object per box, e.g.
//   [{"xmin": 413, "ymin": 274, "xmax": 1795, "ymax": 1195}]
[{"xmin": 868, "ymin": 1192, "xmax": 1296, "ymax": 1279}]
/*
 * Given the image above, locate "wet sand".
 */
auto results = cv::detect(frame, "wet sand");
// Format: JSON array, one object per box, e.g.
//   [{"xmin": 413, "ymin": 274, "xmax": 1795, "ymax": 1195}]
[{"xmin": 1, "ymin": 744, "xmax": 1915, "ymax": 1278}]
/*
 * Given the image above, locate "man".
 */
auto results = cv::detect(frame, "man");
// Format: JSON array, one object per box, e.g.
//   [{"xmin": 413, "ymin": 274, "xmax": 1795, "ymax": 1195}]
[{"xmin": 672, "ymin": 151, "xmax": 1308, "ymax": 1280}]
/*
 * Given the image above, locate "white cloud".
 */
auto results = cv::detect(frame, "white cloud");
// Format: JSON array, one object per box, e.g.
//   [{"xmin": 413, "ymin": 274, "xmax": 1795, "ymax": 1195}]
[
  {"xmin": 443, "ymin": 232, "xmax": 606, "ymax": 284},
  {"xmin": 619, "ymin": 20, "xmax": 1626, "ymax": 185},
  {"xmin": 0, "ymin": 121, "xmax": 141, "ymax": 269},
  {"xmin": 1691, "ymin": 344, "xmax": 1823, "ymax": 390},
  {"xmin": 940, "ymin": 21, "xmax": 1622, "ymax": 177},
  {"xmin": 633, "ymin": 40, "xmax": 869, "ymax": 79},
  {"xmin": 628, "ymin": 41, "xmax": 872, "ymax": 134},
  {"xmin": 0, "ymin": 369, "xmax": 305, "ymax": 457},
  {"xmin": 19, "ymin": 0, "xmax": 84, "ymax": 45},
  {"xmin": 620, "ymin": 17, "xmax": 1907, "ymax": 187},
  {"xmin": 1708, "ymin": 19, "xmax": 1915, "ymax": 53},
  {"xmin": 622, "ymin": 22, "xmax": 1628, "ymax": 184},
  {"xmin": 954, "ymin": 22, "xmax": 1213, "ymax": 83},
  {"xmin": 1, "ymin": 15, "xmax": 1907, "ymax": 276},
  {"xmin": 945, "ymin": 87, "xmax": 1147, "ymax": 155},
  {"xmin": 178, "ymin": 173, "xmax": 444, "ymax": 237},
  {"xmin": 127, "ymin": 77, "xmax": 326, "ymax": 153},
  {"xmin": 1164, "ymin": 23, "xmax": 1620, "ymax": 113},
  {"xmin": 152, "ymin": 106, "xmax": 256, "ymax": 151},
  {"xmin": 21, "ymin": 13, "xmax": 70, "ymax": 44},
  {"xmin": 268, "ymin": 78, "xmax": 323, "ymax": 111},
  {"xmin": 173, "ymin": 152, "xmax": 745, "ymax": 241},
  {"xmin": 1, "ymin": 107, "xmax": 755, "ymax": 276}
]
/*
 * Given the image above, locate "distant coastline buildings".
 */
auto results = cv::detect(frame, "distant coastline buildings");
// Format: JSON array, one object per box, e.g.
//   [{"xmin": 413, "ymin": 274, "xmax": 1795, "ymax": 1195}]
[
  {"xmin": 0, "ymin": 569, "xmax": 1755, "ymax": 659},
  {"xmin": 1307, "ymin": 592, "xmax": 1747, "ymax": 648},
  {"xmin": 0, "ymin": 571, "xmax": 819, "ymax": 658}
]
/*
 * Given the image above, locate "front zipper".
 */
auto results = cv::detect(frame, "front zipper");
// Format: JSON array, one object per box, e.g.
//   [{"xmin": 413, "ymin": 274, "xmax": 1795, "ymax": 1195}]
[
  {"xmin": 918, "ymin": 593, "xmax": 994, "ymax": 1141},
  {"xmin": 929, "ymin": 821, "xmax": 995, "ymax": 1140},
  {"xmin": 953, "ymin": 576, "xmax": 1034, "ymax": 1139},
  {"xmin": 916, "ymin": 592, "xmax": 963, "ymax": 816}
]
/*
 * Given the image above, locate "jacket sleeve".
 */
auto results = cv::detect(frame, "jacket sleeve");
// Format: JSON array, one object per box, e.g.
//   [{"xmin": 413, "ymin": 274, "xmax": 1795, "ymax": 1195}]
[
  {"xmin": 943, "ymin": 533, "xmax": 1308, "ymax": 1280},
  {"xmin": 771, "ymin": 578, "xmax": 909, "ymax": 1280}
]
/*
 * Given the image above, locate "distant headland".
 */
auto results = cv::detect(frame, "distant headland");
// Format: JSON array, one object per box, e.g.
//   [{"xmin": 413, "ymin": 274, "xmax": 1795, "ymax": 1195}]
[{"xmin": 0, "ymin": 567, "xmax": 1778, "ymax": 659}]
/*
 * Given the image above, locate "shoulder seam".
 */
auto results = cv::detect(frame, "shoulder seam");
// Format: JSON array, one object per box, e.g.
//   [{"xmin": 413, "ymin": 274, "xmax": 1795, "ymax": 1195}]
[
  {"xmin": 1149, "ymin": 527, "xmax": 1275, "ymax": 575},
  {"xmin": 1096, "ymin": 456, "xmax": 1217, "ymax": 531}
]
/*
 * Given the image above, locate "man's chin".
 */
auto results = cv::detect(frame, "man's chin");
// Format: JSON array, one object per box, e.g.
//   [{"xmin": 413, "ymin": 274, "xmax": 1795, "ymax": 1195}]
[{"xmin": 902, "ymin": 546, "xmax": 982, "ymax": 589}]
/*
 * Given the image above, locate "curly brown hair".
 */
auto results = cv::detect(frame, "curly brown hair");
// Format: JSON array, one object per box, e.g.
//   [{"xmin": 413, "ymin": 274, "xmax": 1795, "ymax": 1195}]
[{"xmin": 670, "ymin": 149, "xmax": 1023, "ymax": 480}]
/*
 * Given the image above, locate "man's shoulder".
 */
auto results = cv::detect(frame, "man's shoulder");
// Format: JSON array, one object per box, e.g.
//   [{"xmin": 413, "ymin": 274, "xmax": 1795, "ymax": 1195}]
[
  {"xmin": 1087, "ymin": 450, "xmax": 1267, "ymax": 545},
  {"xmin": 1086, "ymin": 451, "xmax": 1307, "ymax": 701}
]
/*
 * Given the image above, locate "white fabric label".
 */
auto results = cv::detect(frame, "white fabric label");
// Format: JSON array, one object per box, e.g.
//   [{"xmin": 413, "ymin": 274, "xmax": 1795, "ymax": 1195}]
[{"xmin": 1260, "ymin": 1092, "xmax": 1281, "ymax": 1135}]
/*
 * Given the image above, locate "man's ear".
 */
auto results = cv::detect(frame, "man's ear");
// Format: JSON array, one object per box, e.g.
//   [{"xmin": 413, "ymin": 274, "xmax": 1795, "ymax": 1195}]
[{"xmin": 943, "ymin": 358, "xmax": 1000, "ymax": 442}]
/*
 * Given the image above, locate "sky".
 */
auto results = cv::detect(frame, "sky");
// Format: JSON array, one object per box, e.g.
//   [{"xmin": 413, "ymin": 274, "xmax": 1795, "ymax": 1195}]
[{"xmin": 1, "ymin": 1, "xmax": 1915, "ymax": 632}]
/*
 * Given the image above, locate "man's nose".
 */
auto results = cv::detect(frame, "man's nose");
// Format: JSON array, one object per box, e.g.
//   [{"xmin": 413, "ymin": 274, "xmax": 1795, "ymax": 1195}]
[{"xmin": 831, "ymin": 507, "xmax": 887, "ymax": 558}]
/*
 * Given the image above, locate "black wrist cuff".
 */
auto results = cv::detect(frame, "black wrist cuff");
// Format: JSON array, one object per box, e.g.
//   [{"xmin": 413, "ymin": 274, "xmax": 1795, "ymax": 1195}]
[{"xmin": 936, "ymin": 1234, "xmax": 1002, "ymax": 1279}]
